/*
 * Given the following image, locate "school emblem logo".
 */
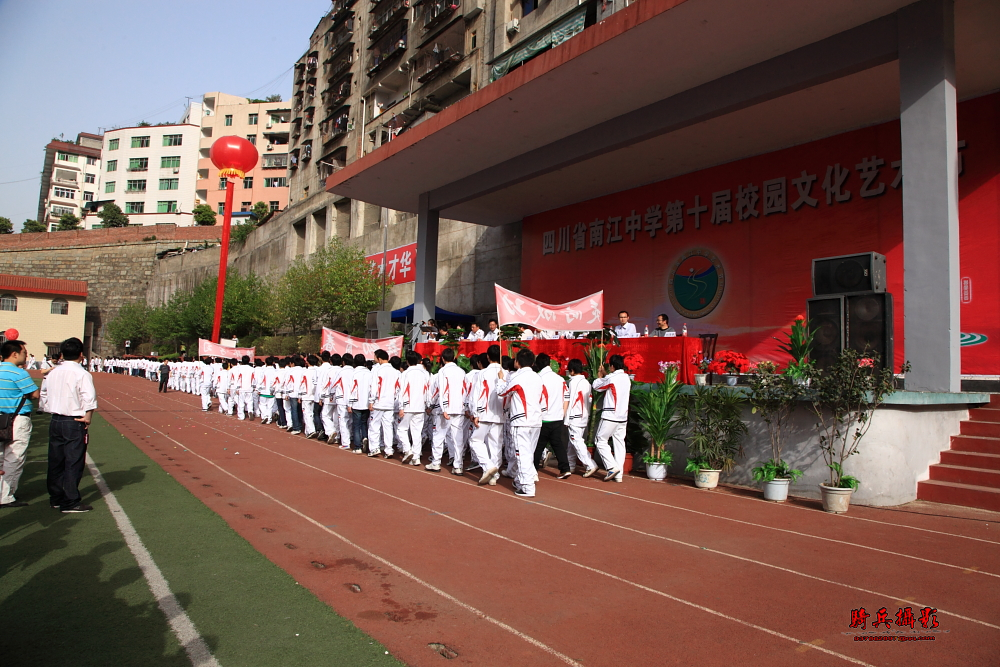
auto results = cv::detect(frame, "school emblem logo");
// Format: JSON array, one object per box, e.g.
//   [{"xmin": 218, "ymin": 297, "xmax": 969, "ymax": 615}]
[
  {"xmin": 960, "ymin": 332, "xmax": 988, "ymax": 346},
  {"xmin": 668, "ymin": 249, "xmax": 725, "ymax": 319}
]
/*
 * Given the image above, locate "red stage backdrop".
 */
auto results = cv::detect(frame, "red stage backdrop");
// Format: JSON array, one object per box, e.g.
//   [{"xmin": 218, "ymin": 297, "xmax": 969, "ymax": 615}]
[{"xmin": 521, "ymin": 93, "xmax": 1000, "ymax": 375}]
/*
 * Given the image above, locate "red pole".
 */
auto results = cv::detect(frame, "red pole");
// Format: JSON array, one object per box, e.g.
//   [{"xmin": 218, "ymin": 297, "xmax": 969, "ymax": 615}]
[{"xmin": 211, "ymin": 179, "xmax": 235, "ymax": 343}]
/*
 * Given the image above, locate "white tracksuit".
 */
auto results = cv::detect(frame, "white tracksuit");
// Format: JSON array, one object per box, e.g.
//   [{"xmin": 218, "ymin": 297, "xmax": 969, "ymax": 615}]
[
  {"xmin": 593, "ymin": 369, "xmax": 631, "ymax": 480},
  {"xmin": 565, "ymin": 374, "xmax": 596, "ymax": 471},
  {"xmin": 334, "ymin": 365, "xmax": 354, "ymax": 447},
  {"xmin": 468, "ymin": 363, "xmax": 505, "ymax": 477},
  {"xmin": 368, "ymin": 362, "xmax": 400, "ymax": 455},
  {"xmin": 397, "ymin": 365, "xmax": 428, "ymax": 462},
  {"xmin": 300, "ymin": 366, "xmax": 317, "ymax": 435},
  {"xmin": 320, "ymin": 364, "xmax": 339, "ymax": 439},
  {"xmin": 233, "ymin": 364, "xmax": 254, "ymax": 419},
  {"xmin": 437, "ymin": 362, "xmax": 468, "ymax": 470},
  {"xmin": 497, "ymin": 366, "xmax": 543, "ymax": 496}
]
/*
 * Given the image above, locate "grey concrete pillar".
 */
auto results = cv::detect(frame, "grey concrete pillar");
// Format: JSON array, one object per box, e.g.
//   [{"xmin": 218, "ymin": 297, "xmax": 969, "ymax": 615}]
[
  {"xmin": 898, "ymin": 0, "xmax": 960, "ymax": 392},
  {"xmin": 413, "ymin": 193, "xmax": 439, "ymax": 324}
]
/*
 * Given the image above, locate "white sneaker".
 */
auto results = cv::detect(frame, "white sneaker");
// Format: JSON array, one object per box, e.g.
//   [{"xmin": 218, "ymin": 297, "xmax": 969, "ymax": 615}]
[
  {"xmin": 615, "ymin": 476, "xmax": 623, "ymax": 483},
  {"xmin": 411, "ymin": 457, "xmax": 421, "ymax": 467},
  {"xmin": 479, "ymin": 466, "xmax": 499, "ymax": 485},
  {"xmin": 289, "ymin": 430, "xmax": 301, "ymax": 435},
  {"xmin": 488, "ymin": 472, "xmax": 499, "ymax": 486},
  {"xmin": 500, "ymin": 469, "xmax": 514, "ymax": 478},
  {"xmin": 367, "ymin": 450, "xmax": 380, "ymax": 457},
  {"xmin": 400, "ymin": 451, "xmax": 412, "ymax": 464},
  {"xmin": 425, "ymin": 462, "xmax": 441, "ymax": 471},
  {"xmin": 451, "ymin": 467, "xmax": 463, "ymax": 476},
  {"xmin": 583, "ymin": 466, "xmax": 598, "ymax": 478},
  {"xmin": 541, "ymin": 450, "xmax": 551, "ymax": 467},
  {"xmin": 533, "ymin": 471, "xmax": 539, "ymax": 483}
]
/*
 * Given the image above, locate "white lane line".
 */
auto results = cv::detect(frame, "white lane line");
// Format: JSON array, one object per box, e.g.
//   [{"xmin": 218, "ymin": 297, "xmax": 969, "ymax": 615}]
[
  {"xmin": 85, "ymin": 453, "xmax": 221, "ymax": 667},
  {"xmin": 111, "ymin": 387, "xmax": 1000, "ymax": 632},
  {"xmin": 99, "ymin": 399, "xmax": 581, "ymax": 667},
  {"xmin": 103, "ymin": 400, "xmax": 887, "ymax": 666}
]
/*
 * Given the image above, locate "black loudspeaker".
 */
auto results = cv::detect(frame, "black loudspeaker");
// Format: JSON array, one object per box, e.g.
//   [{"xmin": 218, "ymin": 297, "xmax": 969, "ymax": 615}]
[
  {"xmin": 845, "ymin": 292, "xmax": 893, "ymax": 371},
  {"xmin": 812, "ymin": 252, "xmax": 886, "ymax": 296},
  {"xmin": 806, "ymin": 296, "xmax": 844, "ymax": 371}
]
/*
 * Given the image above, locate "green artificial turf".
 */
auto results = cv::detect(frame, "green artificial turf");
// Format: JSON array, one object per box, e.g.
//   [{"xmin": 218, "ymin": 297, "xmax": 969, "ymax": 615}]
[{"xmin": 0, "ymin": 411, "xmax": 403, "ymax": 667}]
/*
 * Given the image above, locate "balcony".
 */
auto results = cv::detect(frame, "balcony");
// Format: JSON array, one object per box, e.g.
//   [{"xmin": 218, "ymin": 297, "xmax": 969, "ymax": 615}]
[
  {"xmin": 369, "ymin": 0, "xmax": 408, "ymax": 41},
  {"xmin": 329, "ymin": 0, "xmax": 357, "ymax": 23},
  {"xmin": 415, "ymin": 45, "xmax": 463, "ymax": 83},
  {"xmin": 327, "ymin": 49, "xmax": 355, "ymax": 80},
  {"xmin": 326, "ymin": 17, "xmax": 355, "ymax": 57},
  {"xmin": 368, "ymin": 21, "xmax": 408, "ymax": 77},
  {"xmin": 262, "ymin": 154, "xmax": 289, "ymax": 169},
  {"xmin": 322, "ymin": 76, "xmax": 353, "ymax": 109},
  {"xmin": 125, "ymin": 187, "xmax": 147, "ymax": 194},
  {"xmin": 421, "ymin": 0, "xmax": 460, "ymax": 31},
  {"xmin": 126, "ymin": 166, "xmax": 149, "ymax": 173},
  {"xmin": 196, "ymin": 178, "xmax": 212, "ymax": 192},
  {"xmin": 263, "ymin": 121, "xmax": 291, "ymax": 136},
  {"xmin": 53, "ymin": 175, "xmax": 78, "ymax": 185}
]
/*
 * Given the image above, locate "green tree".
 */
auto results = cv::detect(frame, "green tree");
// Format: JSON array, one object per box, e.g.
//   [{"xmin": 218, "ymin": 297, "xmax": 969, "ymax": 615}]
[
  {"xmin": 231, "ymin": 202, "xmax": 272, "ymax": 245},
  {"xmin": 193, "ymin": 204, "xmax": 217, "ymax": 226},
  {"xmin": 265, "ymin": 94, "xmax": 282, "ymax": 102},
  {"xmin": 21, "ymin": 219, "xmax": 46, "ymax": 233},
  {"xmin": 138, "ymin": 120, "xmax": 151, "ymax": 127},
  {"xmin": 106, "ymin": 302, "xmax": 152, "ymax": 348},
  {"xmin": 97, "ymin": 202, "xmax": 130, "ymax": 228},
  {"xmin": 166, "ymin": 273, "xmax": 277, "ymax": 343},
  {"xmin": 56, "ymin": 212, "xmax": 81, "ymax": 231},
  {"xmin": 0, "ymin": 217, "xmax": 12, "ymax": 234}
]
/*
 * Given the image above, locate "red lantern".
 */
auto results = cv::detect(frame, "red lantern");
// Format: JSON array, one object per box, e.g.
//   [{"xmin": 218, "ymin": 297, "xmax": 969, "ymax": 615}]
[
  {"xmin": 4, "ymin": 328, "xmax": 18, "ymax": 340},
  {"xmin": 210, "ymin": 136, "xmax": 259, "ymax": 179}
]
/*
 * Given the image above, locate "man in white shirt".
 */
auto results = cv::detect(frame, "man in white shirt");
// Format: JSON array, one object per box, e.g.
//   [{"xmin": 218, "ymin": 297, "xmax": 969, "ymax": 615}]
[
  {"xmin": 198, "ymin": 357, "xmax": 213, "ymax": 411},
  {"xmin": 259, "ymin": 358, "xmax": 279, "ymax": 424},
  {"xmin": 564, "ymin": 359, "xmax": 597, "ymax": 476},
  {"xmin": 39, "ymin": 337, "xmax": 98, "ymax": 513},
  {"xmin": 300, "ymin": 356, "xmax": 320, "ymax": 438},
  {"xmin": 437, "ymin": 348, "xmax": 468, "ymax": 475},
  {"xmin": 497, "ymin": 348, "xmax": 543, "ymax": 497},
  {"xmin": 334, "ymin": 355, "xmax": 354, "ymax": 449},
  {"xmin": 592, "ymin": 354, "xmax": 632, "ymax": 482},
  {"xmin": 614, "ymin": 311, "xmax": 638, "ymax": 339},
  {"xmin": 397, "ymin": 351, "xmax": 428, "ymax": 466},
  {"xmin": 317, "ymin": 351, "xmax": 338, "ymax": 442},
  {"xmin": 349, "ymin": 354, "xmax": 372, "ymax": 453},
  {"xmin": 483, "ymin": 319, "xmax": 500, "ymax": 342},
  {"xmin": 466, "ymin": 323, "xmax": 485, "ymax": 341},
  {"xmin": 368, "ymin": 349, "xmax": 401, "ymax": 457},
  {"xmin": 518, "ymin": 325, "xmax": 535, "ymax": 341},
  {"xmin": 534, "ymin": 353, "xmax": 572, "ymax": 479},
  {"xmin": 468, "ymin": 346, "xmax": 505, "ymax": 485}
]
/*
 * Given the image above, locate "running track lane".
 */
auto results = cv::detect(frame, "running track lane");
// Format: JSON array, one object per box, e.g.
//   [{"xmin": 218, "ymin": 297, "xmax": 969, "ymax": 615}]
[{"xmin": 96, "ymin": 376, "xmax": 1000, "ymax": 666}]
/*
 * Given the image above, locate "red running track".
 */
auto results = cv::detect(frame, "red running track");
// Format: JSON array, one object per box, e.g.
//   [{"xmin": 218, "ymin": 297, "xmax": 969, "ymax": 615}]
[{"xmin": 94, "ymin": 375, "xmax": 1000, "ymax": 667}]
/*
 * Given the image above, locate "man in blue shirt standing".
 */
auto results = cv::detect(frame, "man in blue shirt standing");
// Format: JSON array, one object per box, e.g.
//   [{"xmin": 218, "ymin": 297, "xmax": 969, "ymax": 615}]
[{"xmin": 0, "ymin": 340, "xmax": 40, "ymax": 508}]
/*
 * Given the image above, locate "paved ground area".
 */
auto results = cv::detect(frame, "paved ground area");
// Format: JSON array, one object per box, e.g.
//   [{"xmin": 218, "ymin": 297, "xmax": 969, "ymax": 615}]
[{"xmin": 85, "ymin": 375, "xmax": 1000, "ymax": 664}]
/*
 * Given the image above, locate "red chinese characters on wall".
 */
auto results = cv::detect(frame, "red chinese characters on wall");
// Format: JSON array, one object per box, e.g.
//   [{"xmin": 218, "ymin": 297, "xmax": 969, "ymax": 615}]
[{"xmin": 367, "ymin": 242, "xmax": 417, "ymax": 285}]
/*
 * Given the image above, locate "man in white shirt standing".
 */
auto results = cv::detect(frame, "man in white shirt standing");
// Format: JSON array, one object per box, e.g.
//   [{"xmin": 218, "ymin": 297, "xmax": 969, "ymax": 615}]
[
  {"xmin": 534, "ymin": 352, "xmax": 573, "ymax": 480},
  {"xmin": 468, "ymin": 346, "xmax": 505, "ymax": 485},
  {"xmin": 437, "ymin": 348, "xmax": 468, "ymax": 475},
  {"xmin": 615, "ymin": 311, "xmax": 638, "ymax": 339},
  {"xmin": 349, "ymin": 353, "xmax": 372, "ymax": 453},
  {"xmin": 368, "ymin": 349, "xmax": 400, "ymax": 457},
  {"xmin": 397, "ymin": 351, "xmax": 428, "ymax": 466},
  {"xmin": 497, "ymin": 348, "xmax": 543, "ymax": 497},
  {"xmin": 564, "ymin": 359, "xmax": 597, "ymax": 476},
  {"xmin": 39, "ymin": 337, "xmax": 98, "ymax": 513},
  {"xmin": 334, "ymin": 355, "xmax": 354, "ymax": 449},
  {"xmin": 318, "ymin": 352, "xmax": 339, "ymax": 442},
  {"xmin": 592, "ymin": 354, "xmax": 632, "ymax": 482}
]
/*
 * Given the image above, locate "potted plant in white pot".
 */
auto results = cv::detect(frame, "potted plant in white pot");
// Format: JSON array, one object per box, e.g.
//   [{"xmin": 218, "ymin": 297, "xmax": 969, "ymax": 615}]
[
  {"xmin": 632, "ymin": 362, "xmax": 684, "ymax": 480},
  {"xmin": 808, "ymin": 349, "xmax": 908, "ymax": 513},
  {"xmin": 681, "ymin": 384, "xmax": 748, "ymax": 488},
  {"xmin": 775, "ymin": 315, "xmax": 814, "ymax": 385},
  {"xmin": 748, "ymin": 361, "xmax": 802, "ymax": 501}
]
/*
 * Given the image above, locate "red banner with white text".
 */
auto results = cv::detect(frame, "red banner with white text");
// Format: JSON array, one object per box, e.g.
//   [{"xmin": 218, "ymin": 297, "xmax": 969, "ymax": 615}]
[
  {"xmin": 495, "ymin": 284, "xmax": 604, "ymax": 331},
  {"xmin": 321, "ymin": 327, "xmax": 404, "ymax": 358},
  {"xmin": 366, "ymin": 242, "xmax": 417, "ymax": 285},
  {"xmin": 198, "ymin": 339, "xmax": 255, "ymax": 360}
]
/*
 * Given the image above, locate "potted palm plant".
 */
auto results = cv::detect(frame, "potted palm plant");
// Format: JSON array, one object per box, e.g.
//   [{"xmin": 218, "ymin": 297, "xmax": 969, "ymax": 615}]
[
  {"xmin": 631, "ymin": 362, "xmax": 684, "ymax": 480},
  {"xmin": 808, "ymin": 349, "xmax": 908, "ymax": 512},
  {"xmin": 776, "ymin": 315, "xmax": 814, "ymax": 384},
  {"xmin": 748, "ymin": 361, "xmax": 802, "ymax": 501},
  {"xmin": 680, "ymin": 385, "xmax": 748, "ymax": 488}
]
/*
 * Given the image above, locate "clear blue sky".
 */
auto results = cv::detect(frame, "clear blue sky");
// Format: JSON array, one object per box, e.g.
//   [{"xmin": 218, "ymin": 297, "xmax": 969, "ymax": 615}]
[{"xmin": 0, "ymin": 0, "xmax": 330, "ymax": 230}]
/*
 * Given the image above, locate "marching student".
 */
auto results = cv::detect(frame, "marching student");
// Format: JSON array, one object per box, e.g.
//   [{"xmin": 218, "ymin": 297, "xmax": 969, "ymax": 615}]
[
  {"xmin": 397, "ymin": 351, "xmax": 428, "ymax": 466},
  {"xmin": 423, "ymin": 357, "xmax": 446, "ymax": 471},
  {"xmin": 274, "ymin": 358, "xmax": 290, "ymax": 428},
  {"xmin": 348, "ymin": 353, "xmax": 371, "ymax": 453},
  {"xmin": 368, "ymin": 349, "xmax": 400, "ymax": 458},
  {"xmin": 215, "ymin": 360, "xmax": 232, "ymax": 415},
  {"xmin": 334, "ymin": 354, "xmax": 355, "ymax": 449},
  {"xmin": 437, "ymin": 348, "xmax": 467, "ymax": 475},
  {"xmin": 198, "ymin": 357, "xmax": 213, "ymax": 410},
  {"xmin": 259, "ymin": 357, "xmax": 279, "ymax": 424},
  {"xmin": 497, "ymin": 348, "xmax": 543, "ymax": 497},
  {"xmin": 285, "ymin": 357, "xmax": 306, "ymax": 435},
  {"xmin": 564, "ymin": 359, "xmax": 598, "ymax": 476},
  {"xmin": 253, "ymin": 359, "xmax": 266, "ymax": 418},
  {"xmin": 468, "ymin": 347, "xmax": 505, "ymax": 485},
  {"xmin": 499, "ymin": 355, "xmax": 517, "ymax": 479},
  {"xmin": 234, "ymin": 356, "xmax": 254, "ymax": 421},
  {"xmin": 592, "ymin": 354, "xmax": 632, "ymax": 482},
  {"xmin": 534, "ymin": 353, "xmax": 572, "ymax": 479},
  {"xmin": 300, "ymin": 356, "xmax": 318, "ymax": 439},
  {"xmin": 462, "ymin": 354, "xmax": 483, "ymax": 472},
  {"xmin": 320, "ymin": 352, "xmax": 340, "ymax": 443}
]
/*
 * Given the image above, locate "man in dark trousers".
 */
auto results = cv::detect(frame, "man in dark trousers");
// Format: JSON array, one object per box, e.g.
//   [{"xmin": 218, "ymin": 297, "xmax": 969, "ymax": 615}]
[
  {"xmin": 39, "ymin": 338, "xmax": 98, "ymax": 513},
  {"xmin": 158, "ymin": 359, "xmax": 170, "ymax": 392}
]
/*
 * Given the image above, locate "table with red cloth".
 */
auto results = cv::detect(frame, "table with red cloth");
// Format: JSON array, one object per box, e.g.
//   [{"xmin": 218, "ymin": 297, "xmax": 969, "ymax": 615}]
[{"xmin": 413, "ymin": 337, "xmax": 703, "ymax": 384}]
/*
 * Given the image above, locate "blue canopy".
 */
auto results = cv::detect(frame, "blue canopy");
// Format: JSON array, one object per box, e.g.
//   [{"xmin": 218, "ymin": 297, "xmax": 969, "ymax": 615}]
[{"xmin": 390, "ymin": 304, "xmax": 476, "ymax": 323}]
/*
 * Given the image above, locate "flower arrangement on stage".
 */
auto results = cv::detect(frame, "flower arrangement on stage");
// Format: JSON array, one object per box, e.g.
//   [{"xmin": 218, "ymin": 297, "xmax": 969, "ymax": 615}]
[
  {"xmin": 692, "ymin": 353, "xmax": 712, "ymax": 373},
  {"xmin": 622, "ymin": 352, "xmax": 645, "ymax": 373},
  {"xmin": 707, "ymin": 350, "xmax": 750, "ymax": 375},
  {"xmin": 658, "ymin": 360, "xmax": 680, "ymax": 374}
]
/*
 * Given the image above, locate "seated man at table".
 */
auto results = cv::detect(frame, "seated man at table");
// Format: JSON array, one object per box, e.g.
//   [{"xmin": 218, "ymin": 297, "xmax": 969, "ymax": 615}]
[
  {"xmin": 649, "ymin": 313, "xmax": 676, "ymax": 337},
  {"xmin": 483, "ymin": 319, "xmax": 500, "ymax": 341},
  {"xmin": 519, "ymin": 325, "xmax": 535, "ymax": 341},
  {"xmin": 614, "ymin": 311, "xmax": 638, "ymax": 338},
  {"xmin": 466, "ymin": 323, "xmax": 485, "ymax": 341}
]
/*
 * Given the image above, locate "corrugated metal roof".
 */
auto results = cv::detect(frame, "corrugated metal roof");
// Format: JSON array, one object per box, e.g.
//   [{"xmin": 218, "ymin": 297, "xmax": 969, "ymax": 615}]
[{"xmin": 0, "ymin": 274, "xmax": 88, "ymax": 297}]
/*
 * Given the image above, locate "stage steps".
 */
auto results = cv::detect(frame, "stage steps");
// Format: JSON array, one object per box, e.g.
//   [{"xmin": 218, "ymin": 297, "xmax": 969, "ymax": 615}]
[{"xmin": 917, "ymin": 394, "xmax": 1000, "ymax": 512}]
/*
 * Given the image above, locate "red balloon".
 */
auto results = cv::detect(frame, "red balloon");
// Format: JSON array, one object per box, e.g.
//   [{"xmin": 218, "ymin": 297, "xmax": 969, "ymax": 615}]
[
  {"xmin": 210, "ymin": 136, "xmax": 259, "ymax": 179},
  {"xmin": 4, "ymin": 328, "xmax": 18, "ymax": 340}
]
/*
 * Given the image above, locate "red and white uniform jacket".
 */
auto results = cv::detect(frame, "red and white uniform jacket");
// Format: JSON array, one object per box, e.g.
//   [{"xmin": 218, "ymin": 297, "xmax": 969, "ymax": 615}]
[
  {"xmin": 473, "ymin": 363, "xmax": 506, "ymax": 423},
  {"xmin": 497, "ymin": 366, "xmax": 543, "ymax": 427},
  {"xmin": 565, "ymin": 374, "xmax": 592, "ymax": 425},
  {"xmin": 334, "ymin": 366, "xmax": 354, "ymax": 406},
  {"xmin": 538, "ymin": 366, "xmax": 569, "ymax": 422},
  {"xmin": 437, "ymin": 362, "xmax": 467, "ymax": 416},
  {"xmin": 350, "ymin": 366, "xmax": 372, "ymax": 407},
  {"xmin": 463, "ymin": 369, "xmax": 480, "ymax": 415},
  {"xmin": 233, "ymin": 364, "xmax": 254, "ymax": 392},
  {"xmin": 369, "ymin": 363, "xmax": 401, "ymax": 410},
  {"xmin": 321, "ymin": 364, "xmax": 340, "ymax": 400},
  {"xmin": 399, "ymin": 365, "xmax": 429, "ymax": 413},
  {"xmin": 593, "ymin": 369, "xmax": 631, "ymax": 422},
  {"xmin": 425, "ymin": 372, "xmax": 441, "ymax": 413}
]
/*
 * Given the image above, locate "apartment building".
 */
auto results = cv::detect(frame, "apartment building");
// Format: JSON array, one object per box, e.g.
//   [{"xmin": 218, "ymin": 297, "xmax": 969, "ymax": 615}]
[
  {"xmin": 195, "ymin": 92, "xmax": 292, "ymax": 217},
  {"xmin": 36, "ymin": 132, "xmax": 103, "ymax": 231},
  {"xmin": 93, "ymin": 123, "xmax": 201, "ymax": 228}
]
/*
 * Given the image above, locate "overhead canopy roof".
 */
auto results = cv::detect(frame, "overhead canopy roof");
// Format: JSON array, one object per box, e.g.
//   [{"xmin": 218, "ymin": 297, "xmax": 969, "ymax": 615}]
[{"xmin": 326, "ymin": 0, "xmax": 1000, "ymax": 226}]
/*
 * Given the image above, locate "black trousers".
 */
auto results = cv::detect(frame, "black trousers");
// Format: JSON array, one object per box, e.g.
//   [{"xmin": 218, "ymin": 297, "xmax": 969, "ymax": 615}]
[
  {"xmin": 47, "ymin": 415, "xmax": 89, "ymax": 509},
  {"xmin": 158, "ymin": 375, "xmax": 168, "ymax": 392},
  {"xmin": 535, "ymin": 420, "xmax": 570, "ymax": 473}
]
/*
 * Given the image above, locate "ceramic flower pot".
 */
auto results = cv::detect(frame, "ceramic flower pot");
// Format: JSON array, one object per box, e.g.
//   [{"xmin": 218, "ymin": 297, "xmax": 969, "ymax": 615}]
[
  {"xmin": 820, "ymin": 483, "xmax": 854, "ymax": 513},
  {"xmin": 725, "ymin": 374, "xmax": 738, "ymax": 386},
  {"xmin": 623, "ymin": 452, "xmax": 633, "ymax": 474},
  {"xmin": 763, "ymin": 478, "xmax": 791, "ymax": 502},
  {"xmin": 694, "ymin": 374, "xmax": 707, "ymax": 386},
  {"xmin": 646, "ymin": 462, "xmax": 668, "ymax": 481},
  {"xmin": 693, "ymin": 469, "xmax": 721, "ymax": 489}
]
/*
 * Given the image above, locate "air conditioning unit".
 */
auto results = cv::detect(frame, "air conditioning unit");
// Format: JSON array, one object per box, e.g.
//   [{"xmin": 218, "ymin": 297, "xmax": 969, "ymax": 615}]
[
  {"xmin": 173, "ymin": 168, "xmax": 180, "ymax": 174},
  {"xmin": 506, "ymin": 19, "xmax": 520, "ymax": 36},
  {"xmin": 266, "ymin": 144, "xmax": 274, "ymax": 151}
]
